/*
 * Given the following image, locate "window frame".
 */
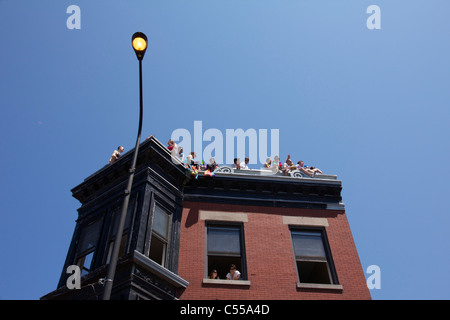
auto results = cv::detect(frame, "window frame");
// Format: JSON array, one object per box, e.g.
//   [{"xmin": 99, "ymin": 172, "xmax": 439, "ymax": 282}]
[
  {"xmin": 105, "ymin": 197, "xmax": 137, "ymax": 265},
  {"xmin": 148, "ymin": 202, "xmax": 172, "ymax": 268},
  {"xmin": 205, "ymin": 222, "xmax": 247, "ymax": 281},
  {"xmin": 289, "ymin": 227, "xmax": 339, "ymax": 286},
  {"xmin": 76, "ymin": 217, "xmax": 104, "ymax": 276}
]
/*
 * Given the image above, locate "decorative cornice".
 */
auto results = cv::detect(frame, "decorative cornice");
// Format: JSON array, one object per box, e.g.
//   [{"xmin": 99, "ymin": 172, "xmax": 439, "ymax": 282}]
[{"xmin": 184, "ymin": 166, "xmax": 343, "ymax": 210}]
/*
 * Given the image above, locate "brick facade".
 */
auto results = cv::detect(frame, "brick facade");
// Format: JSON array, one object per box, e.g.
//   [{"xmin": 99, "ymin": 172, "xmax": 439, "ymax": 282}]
[{"xmin": 178, "ymin": 201, "xmax": 371, "ymax": 300}]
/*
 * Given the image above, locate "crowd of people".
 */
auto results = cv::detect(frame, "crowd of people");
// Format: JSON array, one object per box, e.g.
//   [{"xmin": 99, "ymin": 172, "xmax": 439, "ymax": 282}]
[
  {"xmin": 108, "ymin": 140, "xmax": 323, "ymax": 178},
  {"xmin": 261, "ymin": 154, "xmax": 323, "ymax": 177},
  {"xmin": 169, "ymin": 139, "xmax": 324, "ymax": 178}
]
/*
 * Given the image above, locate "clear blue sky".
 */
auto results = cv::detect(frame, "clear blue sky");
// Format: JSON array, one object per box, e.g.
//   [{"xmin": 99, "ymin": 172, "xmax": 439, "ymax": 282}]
[{"xmin": 1, "ymin": 0, "xmax": 449, "ymax": 300}]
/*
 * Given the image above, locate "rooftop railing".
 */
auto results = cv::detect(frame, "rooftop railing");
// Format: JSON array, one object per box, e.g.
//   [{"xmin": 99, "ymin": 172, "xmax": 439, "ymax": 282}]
[
  {"xmin": 181, "ymin": 162, "xmax": 338, "ymax": 181},
  {"xmin": 213, "ymin": 166, "xmax": 337, "ymax": 180}
]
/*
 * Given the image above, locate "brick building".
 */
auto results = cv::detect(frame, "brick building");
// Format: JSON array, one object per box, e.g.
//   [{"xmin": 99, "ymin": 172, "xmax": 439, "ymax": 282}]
[{"xmin": 42, "ymin": 136, "xmax": 370, "ymax": 300}]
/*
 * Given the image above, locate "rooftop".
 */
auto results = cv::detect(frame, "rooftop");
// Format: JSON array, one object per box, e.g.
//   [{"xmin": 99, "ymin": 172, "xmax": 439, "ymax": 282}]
[{"xmin": 73, "ymin": 136, "xmax": 343, "ymax": 210}]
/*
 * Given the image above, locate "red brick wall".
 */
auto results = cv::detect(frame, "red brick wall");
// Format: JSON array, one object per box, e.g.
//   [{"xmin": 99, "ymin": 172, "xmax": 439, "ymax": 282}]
[{"xmin": 177, "ymin": 201, "xmax": 371, "ymax": 300}]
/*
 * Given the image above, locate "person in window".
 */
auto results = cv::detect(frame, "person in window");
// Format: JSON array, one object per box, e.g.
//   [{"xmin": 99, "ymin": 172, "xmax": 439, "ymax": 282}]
[
  {"xmin": 109, "ymin": 146, "xmax": 124, "ymax": 164},
  {"xmin": 208, "ymin": 269, "xmax": 220, "ymax": 279},
  {"xmin": 226, "ymin": 264, "xmax": 241, "ymax": 280}
]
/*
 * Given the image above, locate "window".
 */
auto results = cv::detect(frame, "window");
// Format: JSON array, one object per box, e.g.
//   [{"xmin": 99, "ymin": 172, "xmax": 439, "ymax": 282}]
[
  {"xmin": 149, "ymin": 205, "xmax": 170, "ymax": 267},
  {"xmin": 290, "ymin": 229, "xmax": 337, "ymax": 285},
  {"xmin": 206, "ymin": 224, "xmax": 245, "ymax": 280},
  {"xmin": 106, "ymin": 200, "xmax": 135, "ymax": 264},
  {"xmin": 77, "ymin": 219, "xmax": 102, "ymax": 276}
]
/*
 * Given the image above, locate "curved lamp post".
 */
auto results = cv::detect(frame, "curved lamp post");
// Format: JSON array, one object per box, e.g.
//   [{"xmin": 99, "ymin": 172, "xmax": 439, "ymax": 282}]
[{"xmin": 102, "ymin": 32, "xmax": 148, "ymax": 300}]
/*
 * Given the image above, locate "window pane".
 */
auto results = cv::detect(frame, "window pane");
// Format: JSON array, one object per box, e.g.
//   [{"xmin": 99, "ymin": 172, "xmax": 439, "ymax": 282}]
[
  {"xmin": 291, "ymin": 231, "xmax": 326, "ymax": 259},
  {"xmin": 153, "ymin": 205, "xmax": 170, "ymax": 239},
  {"xmin": 208, "ymin": 226, "xmax": 241, "ymax": 255},
  {"xmin": 106, "ymin": 233, "xmax": 128, "ymax": 264},
  {"xmin": 80, "ymin": 251, "xmax": 94, "ymax": 276},
  {"xmin": 79, "ymin": 220, "xmax": 101, "ymax": 253},
  {"xmin": 149, "ymin": 234, "xmax": 166, "ymax": 266},
  {"xmin": 297, "ymin": 261, "xmax": 332, "ymax": 284},
  {"xmin": 111, "ymin": 201, "xmax": 134, "ymax": 237}
]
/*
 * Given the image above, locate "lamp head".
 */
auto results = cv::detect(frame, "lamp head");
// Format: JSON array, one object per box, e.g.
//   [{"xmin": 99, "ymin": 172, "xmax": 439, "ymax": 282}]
[{"xmin": 132, "ymin": 32, "xmax": 148, "ymax": 60}]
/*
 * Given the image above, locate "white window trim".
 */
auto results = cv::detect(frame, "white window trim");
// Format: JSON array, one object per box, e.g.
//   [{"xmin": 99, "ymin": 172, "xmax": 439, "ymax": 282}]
[
  {"xmin": 200, "ymin": 210, "xmax": 248, "ymax": 223},
  {"xmin": 282, "ymin": 216, "xmax": 329, "ymax": 227}
]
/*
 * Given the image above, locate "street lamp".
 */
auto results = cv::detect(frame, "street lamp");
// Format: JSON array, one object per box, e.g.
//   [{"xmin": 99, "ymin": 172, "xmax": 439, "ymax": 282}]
[
  {"xmin": 132, "ymin": 32, "xmax": 148, "ymax": 60},
  {"xmin": 102, "ymin": 32, "xmax": 148, "ymax": 300}
]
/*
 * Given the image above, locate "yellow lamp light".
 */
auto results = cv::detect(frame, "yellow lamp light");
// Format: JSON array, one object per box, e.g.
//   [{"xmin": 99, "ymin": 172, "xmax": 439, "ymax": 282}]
[
  {"xmin": 132, "ymin": 32, "xmax": 148, "ymax": 60},
  {"xmin": 132, "ymin": 37, "xmax": 147, "ymax": 51}
]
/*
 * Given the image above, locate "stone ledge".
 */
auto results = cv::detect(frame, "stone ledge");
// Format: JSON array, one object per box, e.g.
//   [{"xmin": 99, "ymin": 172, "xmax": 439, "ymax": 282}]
[
  {"xmin": 297, "ymin": 282, "xmax": 343, "ymax": 291},
  {"xmin": 202, "ymin": 278, "xmax": 251, "ymax": 286}
]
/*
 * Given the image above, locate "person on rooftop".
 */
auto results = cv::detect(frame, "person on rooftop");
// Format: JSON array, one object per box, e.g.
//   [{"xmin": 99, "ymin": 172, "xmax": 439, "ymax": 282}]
[
  {"xmin": 167, "ymin": 139, "xmax": 178, "ymax": 158},
  {"xmin": 297, "ymin": 160, "xmax": 322, "ymax": 177},
  {"xmin": 232, "ymin": 158, "xmax": 241, "ymax": 169},
  {"xmin": 263, "ymin": 158, "xmax": 272, "ymax": 169},
  {"xmin": 282, "ymin": 155, "xmax": 296, "ymax": 176},
  {"xmin": 167, "ymin": 139, "xmax": 175, "ymax": 151},
  {"xmin": 272, "ymin": 155, "xmax": 281, "ymax": 172},
  {"xmin": 207, "ymin": 158, "xmax": 218, "ymax": 172},
  {"xmin": 109, "ymin": 146, "xmax": 124, "ymax": 164},
  {"xmin": 240, "ymin": 157, "xmax": 250, "ymax": 170},
  {"xmin": 178, "ymin": 146, "xmax": 184, "ymax": 161}
]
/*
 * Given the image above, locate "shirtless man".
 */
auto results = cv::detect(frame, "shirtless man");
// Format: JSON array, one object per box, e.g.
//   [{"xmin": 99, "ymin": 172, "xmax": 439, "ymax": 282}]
[
  {"xmin": 297, "ymin": 160, "xmax": 322, "ymax": 177},
  {"xmin": 109, "ymin": 146, "xmax": 124, "ymax": 164}
]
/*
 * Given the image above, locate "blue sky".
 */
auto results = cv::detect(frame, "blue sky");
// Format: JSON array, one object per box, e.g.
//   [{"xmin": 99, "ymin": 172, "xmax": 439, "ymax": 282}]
[{"xmin": 1, "ymin": 0, "xmax": 449, "ymax": 300}]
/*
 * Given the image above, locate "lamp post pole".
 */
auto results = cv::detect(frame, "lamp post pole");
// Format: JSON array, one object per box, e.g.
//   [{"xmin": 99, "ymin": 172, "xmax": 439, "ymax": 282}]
[{"xmin": 102, "ymin": 32, "xmax": 147, "ymax": 300}]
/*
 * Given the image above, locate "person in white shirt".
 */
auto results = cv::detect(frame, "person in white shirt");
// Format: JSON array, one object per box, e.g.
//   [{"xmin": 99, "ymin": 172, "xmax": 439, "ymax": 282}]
[
  {"xmin": 226, "ymin": 264, "xmax": 241, "ymax": 280},
  {"xmin": 240, "ymin": 157, "xmax": 249, "ymax": 170}
]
